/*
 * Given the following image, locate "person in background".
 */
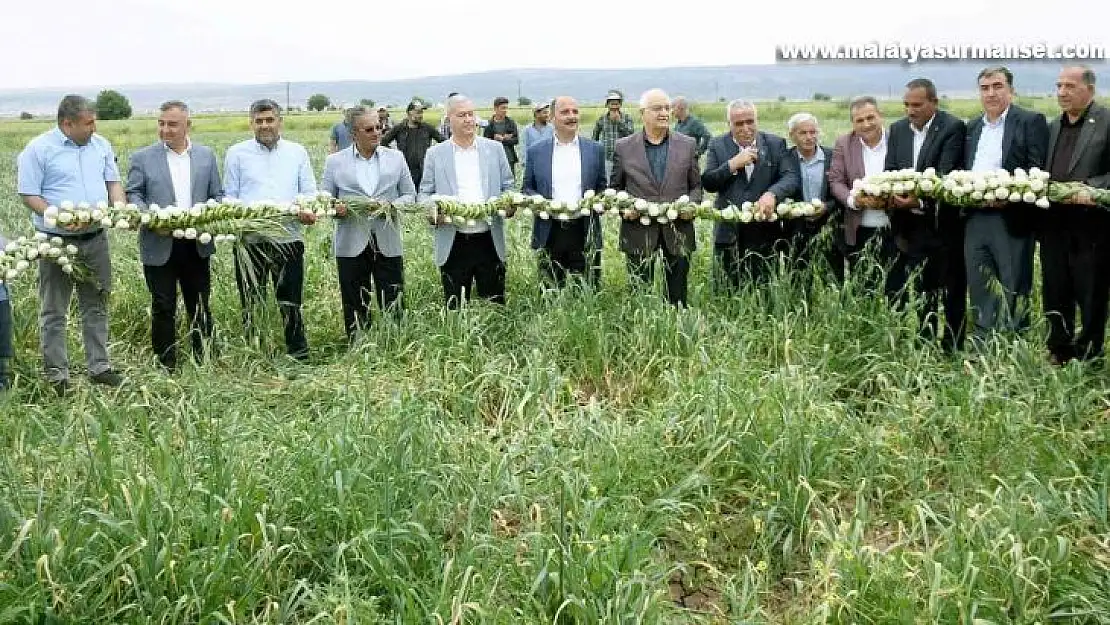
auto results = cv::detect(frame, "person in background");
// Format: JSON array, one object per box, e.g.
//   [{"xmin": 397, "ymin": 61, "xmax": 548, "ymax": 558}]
[
  {"xmin": 521, "ymin": 101, "xmax": 554, "ymax": 168},
  {"xmin": 381, "ymin": 100, "xmax": 445, "ymax": 187},
  {"xmin": 673, "ymin": 96, "xmax": 711, "ymax": 158},
  {"xmin": 592, "ymin": 89, "xmax": 636, "ymax": 180},
  {"xmin": 329, "ymin": 107, "xmax": 355, "ymax": 153},
  {"xmin": 16, "ymin": 94, "xmax": 126, "ymax": 395},
  {"xmin": 484, "ymin": 96, "xmax": 520, "ymax": 174},
  {"xmin": 377, "ymin": 106, "xmax": 393, "ymax": 133}
]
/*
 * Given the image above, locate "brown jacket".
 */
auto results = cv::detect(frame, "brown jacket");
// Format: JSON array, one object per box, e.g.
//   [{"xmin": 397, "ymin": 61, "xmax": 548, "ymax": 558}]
[
  {"xmin": 610, "ymin": 130, "xmax": 703, "ymax": 256},
  {"xmin": 827, "ymin": 131, "xmax": 871, "ymax": 248}
]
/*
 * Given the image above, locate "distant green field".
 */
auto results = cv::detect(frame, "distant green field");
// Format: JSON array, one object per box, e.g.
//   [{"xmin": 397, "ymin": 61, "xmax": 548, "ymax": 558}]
[{"xmin": 0, "ymin": 96, "xmax": 1108, "ymax": 623}]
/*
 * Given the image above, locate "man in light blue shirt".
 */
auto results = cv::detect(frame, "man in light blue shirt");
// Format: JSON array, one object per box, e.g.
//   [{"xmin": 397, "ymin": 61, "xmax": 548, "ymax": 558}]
[
  {"xmin": 521, "ymin": 101, "xmax": 554, "ymax": 168},
  {"xmin": 16, "ymin": 95, "xmax": 126, "ymax": 394},
  {"xmin": 224, "ymin": 99, "xmax": 318, "ymax": 360}
]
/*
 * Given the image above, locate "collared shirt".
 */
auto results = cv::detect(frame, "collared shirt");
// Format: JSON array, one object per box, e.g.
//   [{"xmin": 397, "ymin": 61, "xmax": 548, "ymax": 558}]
[
  {"xmin": 1050, "ymin": 102, "xmax": 1092, "ymax": 183},
  {"xmin": 522, "ymin": 123, "xmax": 554, "ymax": 165},
  {"xmin": 224, "ymin": 137, "xmax": 317, "ymax": 203},
  {"xmin": 798, "ymin": 148, "xmax": 825, "ymax": 203},
  {"xmin": 331, "ymin": 122, "xmax": 353, "ymax": 151},
  {"xmin": 644, "ymin": 132, "xmax": 670, "ymax": 183},
  {"xmin": 551, "ymin": 134, "xmax": 583, "ymax": 204},
  {"xmin": 165, "ymin": 140, "xmax": 193, "ymax": 209},
  {"xmin": 592, "ymin": 112, "xmax": 635, "ymax": 161},
  {"xmin": 353, "ymin": 146, "xmax": 381, "ymax": 195},
  {"xmin": 971, "ymin": 106, "xmax": 1009, "ymax": 172},
  {"xmin": 452, "ymin": 140, "xmax": 488, "ymax": 234},
  {"xmin": 857, "ymin": 132, "xmax": 890, "ymax": 228},
  {"xmin": 911, "ymin": 115, "xmax": 934, "ymax": 169},
  {"xmin": 17, "ymin": 127, "xmax": 121, "ymax": 235},
  {"xmin": 732, "ymin": 136, "xmax": 757, "ymax": 179}
]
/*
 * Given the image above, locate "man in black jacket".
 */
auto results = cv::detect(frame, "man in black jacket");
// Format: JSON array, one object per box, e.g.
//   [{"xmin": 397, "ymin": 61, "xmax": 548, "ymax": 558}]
[
  {"xmin": 702, "ymin": 99, "xmax": 800, "ymax": 291},
  {"xmin": 963, "ymin": 66, "xmax": 1049, "ymax": 343},
  {"xmin": 784, "ymin": 112, "xmax": 837, "ymax": 282},
  {"xmin": 884, "ymin": 78, "xmax": 967, "ymax": 351}
]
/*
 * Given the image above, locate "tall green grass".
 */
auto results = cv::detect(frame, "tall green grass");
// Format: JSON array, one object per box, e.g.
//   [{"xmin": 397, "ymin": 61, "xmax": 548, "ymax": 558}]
[{"xmin": 0, "ymin": 105, "xmax": 1108, "ymax": 623}]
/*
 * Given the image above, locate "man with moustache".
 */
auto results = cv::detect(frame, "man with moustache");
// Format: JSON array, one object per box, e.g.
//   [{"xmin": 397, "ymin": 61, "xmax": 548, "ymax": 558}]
[
  {"xmin": 784, "ymin": 112, "xmax": 835, "ymax": 275},
  {"xmin": 963, "ymin": 66, "xmax": 1049, "ymax": 342},
  {"xmin": 323, "ymin": 107, "xmax": 416, "ymax": 343},
  {"xmin": 419, "ymin": 94, "xmax": 516, "ymax": 308},
  {"xmin": 827, "ymin": 96, "xmax": 897, "ymax": 292},
  {"xmin": 1042, "ymin": 65, "xmax": 1110, "ymax": 364},
  {"xmin": 17, "ymin": 95, "xmax": 127, "ymax": 394},
  {"xmin": 610, "ymin": 88, "xmax": 703, "ymax": 306},
  {"xmin": 884, "ymin": 78, "xmax": 967, "ymax": 351},
  {"xmin": 381, "ymin": 100, "xmax": 445, "ymax": 188},
  {"xmin": 702, "ymin": 99, "xmax": 800, "ymax": 290},
  {"xmin": 126, "ymin": 100, "xmax": 223, "ymax": 372},
  {"xmin": 522, "ymin": 96, "xmax": 607, "ymax": 288},
  {"xmin": 224, "ymin": 99, "xmax": 318, "ymax": 360}
]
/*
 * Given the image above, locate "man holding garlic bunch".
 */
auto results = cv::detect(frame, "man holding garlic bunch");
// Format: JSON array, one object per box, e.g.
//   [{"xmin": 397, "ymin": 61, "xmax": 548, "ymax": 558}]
[{"xmin": 16, "ymin": 94, "xmax": 126, "ymax": 395}]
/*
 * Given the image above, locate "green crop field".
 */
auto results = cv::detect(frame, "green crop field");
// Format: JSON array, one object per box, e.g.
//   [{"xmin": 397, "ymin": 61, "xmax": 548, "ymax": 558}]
[{"xmin": 0, "ymin": 97, "xmax": 1108, "ymax": 623}]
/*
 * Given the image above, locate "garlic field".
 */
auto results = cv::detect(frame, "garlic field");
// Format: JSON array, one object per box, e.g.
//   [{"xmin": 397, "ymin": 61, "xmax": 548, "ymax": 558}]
[{"xmin": 0, "ymin": 100, "xmax": 1108, "ymax": 623}]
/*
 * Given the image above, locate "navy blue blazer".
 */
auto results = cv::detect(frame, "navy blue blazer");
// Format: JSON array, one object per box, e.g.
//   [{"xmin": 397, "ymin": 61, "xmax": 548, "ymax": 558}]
[{"xmin": 522, "ymin": 135, "xmax": 608, "ymax": 251}]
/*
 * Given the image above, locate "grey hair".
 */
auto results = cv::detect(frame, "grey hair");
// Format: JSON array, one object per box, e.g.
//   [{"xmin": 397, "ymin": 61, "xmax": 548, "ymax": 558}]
[
  {"xmin": 848, "ymin": 95, "xmax": 878, "ymax": 113},
  {"xmin": 786, "ymin": 112, "xmax": 818, "ymax": 133},
  {"xmin": 159, "ymin": 100, "xmax": 189, "ymax": 114},
  {"xmin": 638, "ymin": 88, "xmax": 670, "ymax": 110},
  {"xmin": 445, "ymin": 94, "xmax": 472, "ymax": 114},
  {"xmin": 347, "ymin": 105, "xmax": 379, "ymax": 128},
  {"xmin": 57, "ymin": 95, "xmax": 95, "ymax": 124},
  {"xmin": 726, "ymin": 99, "xmax": 757, "ymax": 117},
  {"xmin": 672, "ymin": 95, "xmax": 689, "ymax": 107}
]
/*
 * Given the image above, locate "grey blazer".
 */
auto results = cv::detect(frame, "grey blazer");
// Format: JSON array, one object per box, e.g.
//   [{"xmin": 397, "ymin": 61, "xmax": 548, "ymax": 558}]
[
  {"xmin": 1047, "ymin": 101, "xmax": 1110, "ymax": 189},
  {"xmin": 125, "ymin": 142, "xmax": 223, "ymax": 266},
  {"xmin": 417, "ymin": 137, "xmax": 515, "ymax": 267},
  {"xmin": 322, "ymin": 145, "xmax": 416, "ymax": 258}
]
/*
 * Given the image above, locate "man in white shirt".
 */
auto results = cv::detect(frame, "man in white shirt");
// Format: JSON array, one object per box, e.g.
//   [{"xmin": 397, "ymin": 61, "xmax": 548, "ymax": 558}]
[
  {"xmin": 419, "ymin": 94, "xmax": 516, "ymax": 308},
  {"xmin": 521, "ymin": 96, "xmax": 607, "ymax": 288},
  {"xmin": 126, "ymin": 100, "xmax": 223, "ymax": 372}
]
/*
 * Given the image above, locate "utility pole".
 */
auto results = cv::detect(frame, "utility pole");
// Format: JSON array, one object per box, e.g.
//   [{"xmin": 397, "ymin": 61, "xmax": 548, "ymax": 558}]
[
  {"xmin": 714, "ymin": 80, "xmax": 719, "ymax": 103},
  {"xmin": 286, "ymin": 82, "xmax": 291, "ymax": 112},
  {"xmin": 517, "ymin": 79, "xmax": 522, "ymax": 101}
]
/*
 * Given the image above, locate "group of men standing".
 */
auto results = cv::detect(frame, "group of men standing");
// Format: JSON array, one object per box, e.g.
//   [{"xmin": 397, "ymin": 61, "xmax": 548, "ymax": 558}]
[{"xmin": 3, "ymin": 63, "xmax": 1108, "ymax": 394}]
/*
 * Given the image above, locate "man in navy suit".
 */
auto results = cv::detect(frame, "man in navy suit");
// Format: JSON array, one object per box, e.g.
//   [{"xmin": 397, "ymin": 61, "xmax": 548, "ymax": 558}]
[
  {"xmin": 963, "ymin": 66, "xmax": 1048, "ymax": 342},
  {"xmin": 522, "ymin": 96, "xmax": 608, "ymax": 288},
  {"xmin": 884, "ymin": 78, "xmax": 967, "ymax": 351}
]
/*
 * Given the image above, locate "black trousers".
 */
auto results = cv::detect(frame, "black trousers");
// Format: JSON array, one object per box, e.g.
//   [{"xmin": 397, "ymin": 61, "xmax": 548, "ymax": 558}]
[
  {"xmin": 627, "ymin": 247, "xmax": 689, "ymax": 307},
  {"xmin": 233, "ymin": 240, "xmax": 308, "ymax": 358},
  {"xmin": 896, "ymin": 227, "xmax": 968, "ymax": 351},
  {"xmin": 1041, "ymin": 212, "xmax": 1110, "ymax": 361},
  {"xmin": 142, "ymin": 239, "xmax": 213, "ymax": 370},
  {"xmin": 440, "ymin": 231, "xmax": 506, "ymax": 309},
  {"xmin": 336, "ymin": 236, "xmax": 404, "ymax": 342},
  {"xmin": 539, "ymin": 219, "xmax": 601, "ymax": 289}
]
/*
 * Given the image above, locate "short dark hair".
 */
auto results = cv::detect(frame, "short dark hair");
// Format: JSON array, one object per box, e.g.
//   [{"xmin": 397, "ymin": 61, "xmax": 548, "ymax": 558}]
[
  {"xmin": 848, "ymin": 95, "xmax": 878, "ymax": 113},
  {"xmin": 493, "ymin": 96, "xmax": 510, "ymax": 107},
  {"xmin": 160, "ymin": 100, "xmax": 189, "ymax": 114},
  {"xmin": 905, "ymin": 78, "xmax": 938, "ymax": 101},
  {"xmin": 57, "ymin": 95, "xmax": 94, "ymax": 124},
  {"xmin": 249, "ymin": 99, "xmax": 281, "ymax": 118},
  {"xmin": 977, "ymin": 66, "xmax": 1014, "ymax": 87}
]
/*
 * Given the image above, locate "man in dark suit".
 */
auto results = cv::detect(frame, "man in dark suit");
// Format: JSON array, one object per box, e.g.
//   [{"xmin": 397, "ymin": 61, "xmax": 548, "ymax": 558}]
[
  {"xmin": 1042, "ymin": 65, "xmax": 1110, "ymax": 363},
  {"xmin": 884, "ymin": 78, "xmax": 967, "ymax": 351},
  {"xmin": 610, "ymin": 88, "xmax": 703, "ymax": 307},
  {"xmin": 522, "ymin": 96, "xmax": 607, "ymax": 288},
  {"xmin": 963, "ymin": 66, "xmax": 1049, "ymax": 342},
  {"xmin": 126, "ymin": 100, "xmax": 223, "ymax": 372},
  {"xmin": 784, "ymin": 112, "xmax": 836, "ymax": 279},
  {"xmin": 702, "ymin": 99, "xmax": 800, "ymax": 291}
]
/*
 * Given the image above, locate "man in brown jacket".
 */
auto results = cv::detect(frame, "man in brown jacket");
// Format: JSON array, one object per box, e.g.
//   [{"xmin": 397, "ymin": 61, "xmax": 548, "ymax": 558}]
[{"xmin": 610, "ymin": 88, "xmax": 703, "ymax": 306}]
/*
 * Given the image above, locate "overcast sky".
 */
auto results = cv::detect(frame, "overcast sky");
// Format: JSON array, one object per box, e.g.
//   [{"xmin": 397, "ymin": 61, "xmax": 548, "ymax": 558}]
[{"xmin": 0, "ymin": 0, "xmax": 1106, "ymax": 90}]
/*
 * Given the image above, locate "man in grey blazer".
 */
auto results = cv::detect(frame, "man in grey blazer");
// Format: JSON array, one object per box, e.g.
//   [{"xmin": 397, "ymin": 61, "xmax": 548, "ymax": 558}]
[
  {"xmin": 126, "ymin": 100, "xmax": 223, "ymax": 371},
  {"xmin": 323, "ymin": 107, "xmax": 416, "ymax": 342},
  {"xmin": 419, "ymin": 94, "xmax": 516, "ymax": 308},
  {"xmin": 1042, "ymin": 66, "xmax": 1110, "ymax": 364}
]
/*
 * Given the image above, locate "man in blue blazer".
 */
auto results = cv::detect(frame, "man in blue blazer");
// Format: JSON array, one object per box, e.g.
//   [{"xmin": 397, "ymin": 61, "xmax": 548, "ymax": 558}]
[
  {"xmin": 126, "ymin": 100, "xmax": 223, "ymax": 371},
  {"xmin": 522, "ymin": 96, "xmax": 608, "ymax": 288}
]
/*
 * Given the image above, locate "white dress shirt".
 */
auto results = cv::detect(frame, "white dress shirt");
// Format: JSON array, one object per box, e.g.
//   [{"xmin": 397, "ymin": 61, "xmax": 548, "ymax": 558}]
[
  {"xmin": 732, "ymin": 136, "xmax": 756, "ymax": 179},
  {"xmin": 452, "ymin": 139, "xmax": 488, "ymax": 234},
  {"xmin": 165, "ymin": 140, "xmax": 193, "ymax": 209},
  {"xmin": 551, "ymin": 134, "xmax": 583, "ymax": 204},
  {"xmin": 856, "ymin": 132, "xmax": 890, "ymax": 228},
  {"xmin": 354, "ymin": 146, "xmax": 381, "ymax": 196},
  {"xmin": 911, "ymin": 115, "xmax": 934, "ymax": 169},
  {"xmin": 971, "ymin": 107, "xmax": 1009, "ymax": 172}
]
